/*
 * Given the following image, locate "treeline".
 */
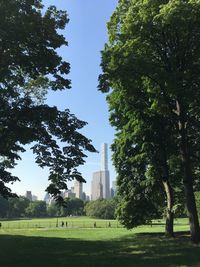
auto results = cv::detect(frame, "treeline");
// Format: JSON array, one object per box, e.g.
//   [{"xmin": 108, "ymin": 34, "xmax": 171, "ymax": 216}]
[
  {"xmin": 0, "ymin": 196, "xmax": 117, "ymax": 219},
  {"xmin": 1, "ymin": 194, "xmax": 200, "ymax": 221}
]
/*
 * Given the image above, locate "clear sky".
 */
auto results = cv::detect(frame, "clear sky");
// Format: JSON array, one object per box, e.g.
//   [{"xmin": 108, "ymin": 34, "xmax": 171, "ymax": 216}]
[{"xmin": 11, "ymin": 0, "xmax": 118, "ymax": 199}]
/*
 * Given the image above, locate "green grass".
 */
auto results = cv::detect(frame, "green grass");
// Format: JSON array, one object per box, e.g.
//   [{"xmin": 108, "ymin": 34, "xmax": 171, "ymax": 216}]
[
  {"xmin": 0, "ymin": 216, "xmax": 121, "ymax": 229},
  {"xmin": 0, "ymin": 217, "xmax": 199, "ymax": 267}
]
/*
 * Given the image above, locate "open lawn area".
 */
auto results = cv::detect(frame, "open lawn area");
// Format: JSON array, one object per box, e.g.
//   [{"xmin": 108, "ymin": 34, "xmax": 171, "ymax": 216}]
[{"xmin": 0, "ymin": 217, "xmax": 199, "ymax": 267}]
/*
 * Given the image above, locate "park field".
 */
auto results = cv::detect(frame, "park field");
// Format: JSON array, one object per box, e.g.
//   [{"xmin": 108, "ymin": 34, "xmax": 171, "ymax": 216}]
[{"xmin": 0, "ymin": 217, "xmax": 199, "ymax": 267}]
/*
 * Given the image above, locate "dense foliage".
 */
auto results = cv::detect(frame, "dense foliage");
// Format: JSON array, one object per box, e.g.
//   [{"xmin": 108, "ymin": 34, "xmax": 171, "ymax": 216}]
[
  {"xmin": 0, "ymin": 196, "xmax": 86, "ymax": 218},
  {"xmin": 0, "ymin": 0, "xmax": 96, "ymax": 200},
  {"xmin": 0, "ymin": 196, "xmax": 119, "ymax": 219},
  {"xmin": 84, "ymin": 199, "xmax": 116, "ymax": 219},
  {"xmin": 25, "ymin": 201, "xmax": 47, "ymax": 218},
  {"xmin": 99, "ymin": 0, "xmax": 200, "ymax": 242},
  {"xmin": 60, "ymin": 198, "xmax": 85, "ymax": 216}
]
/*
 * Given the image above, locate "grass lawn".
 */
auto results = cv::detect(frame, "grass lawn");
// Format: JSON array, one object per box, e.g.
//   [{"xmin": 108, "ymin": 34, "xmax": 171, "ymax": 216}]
[
  {"xmin": 0, "ymin": 217, "xmax": 199, "ymax": 267},
  {"xmin": 0, "ymin": 216, "xmax": 121, "ymax": 229}
]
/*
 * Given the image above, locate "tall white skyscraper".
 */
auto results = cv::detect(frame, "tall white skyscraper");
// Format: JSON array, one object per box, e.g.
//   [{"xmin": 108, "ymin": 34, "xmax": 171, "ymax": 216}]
[
  {"xmin": 91, "ymin": 172, "xmax": 103, "ymax": 200},
  {"xmin": 74, "ymin": 180, "xmax": 83, "ymax": 199},
  {"xmin": 101, "ymin": 143, "xmax": 108, "ymax": 171},
  {"xmin": 91, "ymin": 143, "xmax": 110, "ymax": 200}
]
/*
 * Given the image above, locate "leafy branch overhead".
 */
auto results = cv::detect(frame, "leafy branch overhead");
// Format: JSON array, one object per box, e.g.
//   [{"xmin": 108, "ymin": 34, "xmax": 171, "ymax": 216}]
[{"xmin": 0, "ymin": 0, "xmax": 96, "ymax": 200}]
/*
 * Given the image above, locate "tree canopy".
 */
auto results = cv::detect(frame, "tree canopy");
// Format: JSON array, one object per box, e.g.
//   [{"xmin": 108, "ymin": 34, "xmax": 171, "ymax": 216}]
[
  {"xmin": 0, "ymin": 0, "xmax": 96, "ymax": 200},
  {"xmin": 99, "ymin": 0, "xmax": 200, "ymax": 243},
  {"xmin": 84, "ymin": 199, "xmax": 116, "ymax": 219}
]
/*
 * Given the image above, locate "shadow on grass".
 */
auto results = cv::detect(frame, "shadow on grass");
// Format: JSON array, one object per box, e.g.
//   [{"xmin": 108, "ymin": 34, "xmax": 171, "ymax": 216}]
[{"xmin": 0, "ymin": 232, "xmax": 199, "ymax": 267}]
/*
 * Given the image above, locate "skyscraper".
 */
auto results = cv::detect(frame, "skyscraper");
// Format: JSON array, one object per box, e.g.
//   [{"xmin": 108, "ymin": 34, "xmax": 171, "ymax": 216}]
[
  {"xmin": 25, "ymin": 191, "xmax": 32, "ymax": 201},
  {"xmin": 91, "ymin": 143, "xmax": 110, "ymax": 200},
  {"xmin": 91, "ymin": 171, "xmax": 103, "ymax": 200},
  {"xmin": 44, "ymin": 192, "xmax": 51, "ymax": 204},
  {"xmin": 74, "ymin": 180, "xmax": 83, "ymax": 199},
  {"xmin": 111, "ymin": 181, "xmax": 117, "ymax": 198},
  {"xmin": 101, "ymin": 143, "xmax": 108, "ymax": 171}
]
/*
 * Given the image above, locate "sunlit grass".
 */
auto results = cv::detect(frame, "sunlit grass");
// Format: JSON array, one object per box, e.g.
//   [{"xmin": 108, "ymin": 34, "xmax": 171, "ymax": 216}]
[{"xmin": 0, "ymin": 217, "xmax": 199, "ymax": 267}]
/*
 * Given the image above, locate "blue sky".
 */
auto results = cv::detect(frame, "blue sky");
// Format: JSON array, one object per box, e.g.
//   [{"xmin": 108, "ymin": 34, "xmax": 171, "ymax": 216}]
[{"xmin": 11, "ymin": 0, "xmax": 118, "ymax": 199}]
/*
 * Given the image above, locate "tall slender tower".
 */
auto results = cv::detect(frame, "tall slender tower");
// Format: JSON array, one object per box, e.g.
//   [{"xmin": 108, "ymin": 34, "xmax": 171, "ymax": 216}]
[
  {"xmin": 91, "ymin": 143, "xmax": 110, "ymax": 200},
  {"xmin": 100, "ymin": 143, "xmax": 110, "ymax": 199},
  {"xmin": 101, "ymin": 143, "xmax": 108, "ymax": 171}
]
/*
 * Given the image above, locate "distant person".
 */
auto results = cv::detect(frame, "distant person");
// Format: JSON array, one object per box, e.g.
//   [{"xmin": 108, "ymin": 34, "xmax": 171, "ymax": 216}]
[
  {"xmin": 94, "ymin": 222, "xmax": 96, "ymax": 228},
  {"xmin": 108, "ymin": 222, "xmax": 111, "ymax": 228},
  {"xmin": 66, "ymin": 221, "xmax": 68, "ymax": 227},
  {"xmin": 61, "ymin": 221, "xmax": 64, "ymax": 227}
]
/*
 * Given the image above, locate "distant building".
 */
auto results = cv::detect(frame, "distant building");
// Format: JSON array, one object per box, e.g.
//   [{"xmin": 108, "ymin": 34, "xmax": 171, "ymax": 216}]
[
  {"xmin": 111, "ymin": 181, "xmax": 117, "ymax": 198},
  {"xmin": 110, "ymin": 188, "xmax": 114, "ymax": 198},
  {"xmin": 74, "ymin": 180, "xmax": 83, "ymax": 199},
  {"xmin": 71, "ymin": 187, "xmax": 74, "ymax": 193},
  {"xmin": 81, "ymin": 192, "xmax": 86, "ymax": 201},
  {"xmin": 64, "ymin": 189, "xmax": 76, "ymax": 199},
  {"xmin": 32, "ymin": 195, "xmax": 38, "ymax": 201},
  {"xmin": 25, "ymin": 191, "xmax": 32, "ymax": 201},
  {"xmin": 44, "ymin": 192, "xmax": 50, "ymax": 203},
  {"xmin": 91, "ymin": 143, "xmax": 110, "ymax": 200},
  {"xmin": 91, "ymin": 171, "xmax": 103, "ymax": 200},
  {"xmin": 101, "ymin": 143, "xmax": 108, "ymax": 171},
  {"xmin": 44, "ymin": 192, "xmax": 55, "ymax": 205}
]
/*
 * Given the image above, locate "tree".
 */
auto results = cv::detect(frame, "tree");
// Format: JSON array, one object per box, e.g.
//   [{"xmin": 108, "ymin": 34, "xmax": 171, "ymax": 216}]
[
  {"xmin": 85, "ymin": 199, "xmax": 116, "ymax": 219},
  {"xmin": 7, "ymin": 196, "xmax": 30, "ymax": 218},
  {"xmin": 0, "ymin": 0, "xmax": 96, "ymax": 199},
  {"xmin": 195, "ymin": 192, "xmax": 200, "ymax": 218},
  {"xmin": 60, "ymin": 198, "xmax": 85, "ymax": 216},
  {"xmin": 99, "ymin": 0, "xmax": 200, "ymax": 242},
  {"xmin": 25, "ymin": 200, "xmax": 47, "ymax": 218},
  {"xmin": 105, "ymin": 82, "xmax": 177, "ymax": 236},
  {"xmin": 47, "ymin": 203, "xmax": 60, "ymax": 217},
  {"xmin": 0, "ymin": 196, "xmax": 9, "ymax": 218},
  {"xmin": 111, "ymin": 130, "xmax": 166, "ymax": 228}
]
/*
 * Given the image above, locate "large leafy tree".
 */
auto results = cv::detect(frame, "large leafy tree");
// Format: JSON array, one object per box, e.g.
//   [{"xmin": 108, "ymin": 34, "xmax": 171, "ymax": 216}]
[
  {"xmin": 0, "ymin": 0, "xmax": 96, "ymax": 200},
  {"xmin": 99, "ymin": 0, "xmax": 200, "ymax": 243},
  {"xmin": 106, "ymin": 85, "xmax": 177, "ymax": 236},
  {"xmin": 84, "ymin": 198, "xmax": 116, "ymax": 219},
  {"xmin": 7, "ymin": 196, "xmax": 30, "ymax": 218},
  {"xmin": 60, "ymin": 198, "xmax": 85, "ymax": 216},
  {"xmin": 25, "ymin": 200, "xmax": 47, "ymax": 218}
]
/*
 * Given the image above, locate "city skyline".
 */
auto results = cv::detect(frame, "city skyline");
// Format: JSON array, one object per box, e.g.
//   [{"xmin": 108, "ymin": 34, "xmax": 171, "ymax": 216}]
[
  {"xmin": 20, "ymin": 143, "xmax": 116, "ymax": 200},
  {"xmin": 21, "ymin": 142, "xmax": 115, "ymax": 201}
]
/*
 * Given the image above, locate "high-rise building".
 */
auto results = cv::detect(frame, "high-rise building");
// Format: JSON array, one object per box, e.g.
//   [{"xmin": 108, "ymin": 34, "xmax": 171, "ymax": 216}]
[
  {"xmin": 82, "ymin": 192, "xmax": 86, "ymax": 201},
  {"xmin": 91, "ymin": 143, "xmax": 110, "ymax": 200},
  {"xmin": 101, "ymin": 143, "xmax": 108, "ymax": 171},
  {"xmin": 32, "ymin": 195, "xmax": 38, "ymax": 201},
  {"xmin": 44, "ymin": 192, "xmax": 51, "ymax": 204},
  {"xmin": 91, "ymin": 171, "xmax": 103, "ymax": 200},
  {"xmin": 74, "ymin": 180, "xmax": 83, "ymax": 199},
  {"xmin": 63, "ymin": 189, "xmax": 76, "ymax": 199},
  {"xmin": 100, "ymin": 143, "xmax": 110, "ymax": 199},
  {"xmin": 25, "ymin": 191, "xmax": 32, "ymax": 201},
  {"xmin": 111, "ymin": 181, "xmax": 117, "ymax": 198}
]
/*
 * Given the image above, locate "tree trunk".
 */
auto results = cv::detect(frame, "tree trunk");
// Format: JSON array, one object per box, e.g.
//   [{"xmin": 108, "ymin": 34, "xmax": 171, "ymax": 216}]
[
  {"xmin": 181, "ymin": 137, "xmax": 200, "ymax": 243},
  {"xmin": 156, "ymin": 118, "xmax": 175, "ymax": 238},
  {"xmin": 163, "ymin": 180, "xmax": 174, "ymax": 237},
  {"xmin": 176, "ymin": 100, "xmax": 200, "ymax": 243}
]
